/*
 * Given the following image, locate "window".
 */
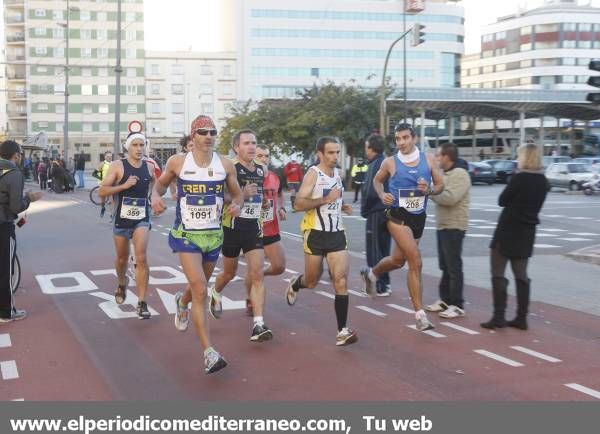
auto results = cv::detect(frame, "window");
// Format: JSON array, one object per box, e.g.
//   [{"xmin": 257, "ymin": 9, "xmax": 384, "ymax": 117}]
[
  {"xmin": 562, "ymin": 40, "xmax": 577, "ymax": 48},
  {"xmin": 35, "ymin": 27, "xmax": 46, "ymax": 36},
  {"xmin": 536, "ymin": 58, "xmax": 559, "ymax": 67},
  {"xmin": 97, "ymin": 48, "xmax": 108, "ymax": 59},
  {"xmin": 38, "ymin": 121, "xmax": 49, "ymax": 128},
  {"xmin": 578, "ymin": 40, "xmax": 592, "ymax": 48},
  {"xmin": 82, "ymin": 85, "xmax": 93, "ymax": 96},
  {"xmin": 171, "ymin": 84, "xmax": 184, "ymax": 95},
  {"xmin": 201, "ymin": 103, "xmax": 213, "ymax": 113},
  {"xmin": 151, "ymin": 83, "xmax": 160, "ymax": 95},
  {"xmin": 56, "ymin": 123, "xmax": 64, "ymax": 133},
  {"xmin": 151, "ymin": 103, "xmax": 160, "ymax": 114},
  {"xmin": 81, "ymin": 47, "xmax": 92, "ymax": 58},
  {"xmin": 201, "ymin": 65, "xmax": 212, "ymax": 75},
  {"xmin": 126, "ymin": 48, "xmax": 136, "ymax": 59},
  {"xmin": 172, "ymin": 64, "xmax": 184, "ymax": 75},
  {"xmin": 126, "ymin": 68, "xmax": 136, "ymax": 78},
  {"xmin": 98, "ymin": 68, "xmax": 108, "ymax": 77},
  {"xmin": 54, "ymin": 47, "xmax": 64, "ymax": 58},
  {"xmin": 37, "ymin": 66, "xmax": 48, "ymax": 73},
  {"xmin": 520, "ymin": 26, "xmax": 532, "ymax": 35},
  {"xmin": 519, "ymin": 77, "xmax": 532, "ymax": 85},
  {"xmin": 126, "ymin": 12, "xmax": 136, "ymax": 22},
  {"xmin": 536, "ymin": 23, "xmax": 559, "ymax": 33},
  {"xmin": 222, "ymin": 84, "xmax": 233, "ymax": 95},
  {"xmin": 35, "ymin": 47, "xmax": 47, "ymax": 55},
  {"xmin": 151, "ymin": 64, "xmax": 160, "ymax": 75},
  {"xmin": 98, "ymin": 85, "xmax": 109, "ymax": 96},
  {"xmin": 126, "ymin": 30, "xmax": 136, "ymax": 41},
  {"xmin": 563, "ymin": 58, "xmax": 576, "ymax": 66},
  {"xmin": 577, "ymin": 58, "xmax": 591, "ymax": 66},
  {"xmin": 562, "ymin": 75, "xmax": 576, "ymax": 83},
  {"xmin": 37, "ymin": 103, "xmax": 49, "ymax": 111},
  {"xmin": 540, "ymin": 76, "xmax": 556, "ymax": 85},
  {"xmin": 82, "ymin": 68, "xmax": 92, "ymax": 77},
  {"xmin": 99, "ymin": 123, "xmax": 110, "ymax": 133},
  {"xmin": 494, "ymin": 48, "xmax": 506, "ymax": 56},
  {"xmin": 579, "ymin": 23, "xmax": 592, "ymax": 32},
  {"xmin": 56, "ymin": 104, "xmax": 64, "ymax": 114},
  {"xmin": 97, "ymin": 11, "xmax": 107, "ymax": 21},
  {"xmin": 99, "ymin": 104, "xmax": 109, "ymax": 114},
  {"xmin": 53, "ymin": 10, "xmax": 64, "ymax": 20},
  {"xmin": 563, "ymin": 23, "xmax": 577, "ymax": 31},
  {"xmin": 482, "ymin": 34, "xmax": 493, "ymax": 43},
  {"xmin": 521, "ymin": 43, "xmax": 532, "ymax": 51},
  {"xmin": 53, "ymin": 27, "xmax": 64, "ymax": 39},
  {"xmin": 83, "ymin": 104, "xmax": 93, "ymax": 114},
  {"xmin": 54, "ymin": 83, "xmax": 65, "ymax": 94},
  {"xmin": 223, "ymin": 65, "xmax": 232, "ymax": 76},
  {"xmin": 199, "ymin": 84, "xmax": 213, "ymax": 95},
  {"xmin": 482, "ymin": 50, "xmax": 494, "ymax": 58},
  {"xmin": 81, "ymin": 29, "xmax": 92, "ymax": 40},
  {"xmin": 127, "ymin": 104, "xmax": 137, "ymax": 114},
  {"xmin": 83, "ymin": 123, "xmax": 93, "ymax": 133},
  {"xmin": 35, "ymin": 9, "xmax": 46, "ymax": 17},
  {"xmin": 496, "ymin": 63, "xmax": 506, "ymax": 72},
  {"xmin": 468, "ymin": 67, "xmax": 479, "ymax": 76},
  {"xmin": 172, "ymin": 103, "xmax": 184, "ymax": 113},
  {"xmin": 482, "ymin": 65, "xmax": 494, "ymax": 74},
  {"xmin": 126, "ymin": 84, "xmax": 137, "ymax": 96},
  {"xmin": 80, "ymin": 10, "xmax": 91, "ymax": 21},
  {"xmin": 96, "ymin": 29, "xmax": 108, "ymax": 40},
  {"xmin": 172, "ymin": 122, "xmax": 185, "ymax": 134},
  {"xmin": 495, "ymin": 31, "xmax": 506, "ymax": 40}
]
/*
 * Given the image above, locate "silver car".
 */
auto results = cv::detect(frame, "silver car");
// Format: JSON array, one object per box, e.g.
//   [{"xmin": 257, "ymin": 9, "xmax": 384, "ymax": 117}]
[{"xmin": 545, "ymin": 163, "xmax": 595, "ymax": 191}]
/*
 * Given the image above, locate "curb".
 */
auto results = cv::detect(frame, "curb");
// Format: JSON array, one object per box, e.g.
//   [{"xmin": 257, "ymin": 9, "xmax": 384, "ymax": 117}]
[{"xmin": 565, "ymin": 244, "xmax": 600, "ymax": 266}]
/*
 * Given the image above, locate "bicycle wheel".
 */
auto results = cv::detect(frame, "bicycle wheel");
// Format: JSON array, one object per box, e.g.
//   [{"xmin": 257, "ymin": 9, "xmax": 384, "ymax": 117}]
[
  {"xmin": 11, "ymin": 254, "xmax": 21, "ymax": 294},
  {"xmin": 89, "ymin": 186, "xmax": 102, "ymax": 205}
]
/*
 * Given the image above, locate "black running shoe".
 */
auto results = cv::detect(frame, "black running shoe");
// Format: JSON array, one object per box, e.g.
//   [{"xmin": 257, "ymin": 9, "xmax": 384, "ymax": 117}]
[
  {"xmin": 137, "ymin": 301, "xmax": 151, "ymax": 320},
  {"xmin": 250, "ymin": 324, "xmax": 273, "ymax": 342}
]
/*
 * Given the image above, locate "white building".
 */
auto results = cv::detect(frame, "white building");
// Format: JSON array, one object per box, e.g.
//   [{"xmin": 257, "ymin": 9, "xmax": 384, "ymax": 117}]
[
  {"xmin": 144, "ymin": 50, "xmax": 237, "ymax": 161},
  {"xmin": 3, "ymin": 0, "xmax": 146, "ymax": 164},
  {"xmin": 219, "ymin": 0, "xmax": 465, "ymax": 101},
  {"xmin": 462, "ymin": 0, "xmax": 600, "ymax": 91}
]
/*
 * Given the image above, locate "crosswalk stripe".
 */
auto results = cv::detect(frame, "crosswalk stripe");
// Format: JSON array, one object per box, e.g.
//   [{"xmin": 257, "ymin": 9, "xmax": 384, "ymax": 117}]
[
  {"xmin": 386, "ymin": 304, "xmax": 415, "ymax": 314},
  {"xmin": 315, "ymin": 290, "xmax": 335, "ymax": 299},
  {"xmin": 473, "ymin": 349, "xmax": 524, "ymax": 367},
  {"xmin": 0, "ymin": 334, "xmax": 11, "ymax": 348},
  {"xmin": 407, "ymin": 325, "xmax": 446, "ymax": 338},
  {"xmin": 0, "ymin": 360, "xmax": 19, "ymax": 380},
  {"xmin": 347, "ymin": 289, "xmax": 367, "ymax": 298},
  {"xmin": 356, "ymin": 306, "xmax": 387, "ymax": 317},
  {"xmin": 510, "ymin": 346, "xmax": 562, "ymax": 363},
  {"xmin": 564, "ymin": 383, "xmax": 600, "ymax": 400},
  {"xmin": 439, "ymin": 322, "xmax": 480, "ymax": 335}
]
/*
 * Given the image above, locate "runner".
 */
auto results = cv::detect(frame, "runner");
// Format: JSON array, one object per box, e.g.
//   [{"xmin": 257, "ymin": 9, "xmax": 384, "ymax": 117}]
[
  {"xmin": 209, "ymin": 129, "xmax": 274, "ymax": 343},
  {"xmin": 359, "ymin": 123, "xmax": 444, "ymax": 332},
  {"xmin": 243, "ymin": 144, "xmax": 287, "ymax": 316},
  {"xmin": 98, "ymin": 132, "xmax": 155, "ymax": 320},
  {"xmin": 285, "ymin": 136, "xmax": 357, "ymax": 346},
  {"xmin": 151, "ymin": 115, "xmax": 243, "ymax": 374},
  {"xmin": 283, "ymin": 158, "xmax": 304, "ymax": 211},
  {"xmin": 97, "ymin": 151, "xmax": 113, "ymax": 218}
]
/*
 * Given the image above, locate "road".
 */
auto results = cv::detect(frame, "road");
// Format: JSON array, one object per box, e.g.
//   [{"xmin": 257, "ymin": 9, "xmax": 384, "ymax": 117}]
[{"xmin": 1, "ymin": 184, "xmax": 599, "ymax": 401}]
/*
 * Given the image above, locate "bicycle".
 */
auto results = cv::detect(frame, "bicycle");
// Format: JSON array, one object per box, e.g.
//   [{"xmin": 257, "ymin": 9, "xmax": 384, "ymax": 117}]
[{"xmin": 10, "ymin": 215, "xmax": 24, "ymax": 294}]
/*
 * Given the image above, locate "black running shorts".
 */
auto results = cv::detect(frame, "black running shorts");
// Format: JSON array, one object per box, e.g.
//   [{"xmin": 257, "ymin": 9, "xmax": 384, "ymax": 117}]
[
  {"xmin": 385, "ymin": 208, "xmax": 427, "ymax": 240},
  {"xmin": 222, "ymin": 227, "xmax": 263, "ymax": 258},
  {"xmin": 303, "ymin": 229, "xmax": 347, "ymax": 256},
  {"xmin": 262, "ymin": 234, "xmax": 281, "ymax": 247}
]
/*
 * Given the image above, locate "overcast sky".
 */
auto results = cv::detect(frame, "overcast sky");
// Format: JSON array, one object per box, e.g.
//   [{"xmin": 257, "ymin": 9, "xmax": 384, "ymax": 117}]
[{"xmin": 143, "ymin": 0, "xmax": 600, "ymax": 55}]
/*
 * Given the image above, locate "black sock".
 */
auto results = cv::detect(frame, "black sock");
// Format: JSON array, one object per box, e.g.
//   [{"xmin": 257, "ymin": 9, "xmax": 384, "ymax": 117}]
[
  {"xmin": 292, "ymin": 274, "xmax": 304, "ymax": 292},
  {"xmin": 334, "ymin": 294, "xmax": 349, "ymax": 331}
]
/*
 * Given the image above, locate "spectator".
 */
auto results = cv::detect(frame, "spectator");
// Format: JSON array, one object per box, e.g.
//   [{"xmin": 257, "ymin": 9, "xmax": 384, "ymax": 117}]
[
  {"xmin": 481, "ymin": 143, "xmax": 549, "ymax": 331},
  {"xmin": 426, "ymin": 143, "xmax": 471, "ymax": 318},
  {"xmin": 50, "ymin": 160, "xmax": 66, "ymax": 193},
  {"xmin": 283, "ymin": 158, "xmax": 304, "ymax": 211},
  {"xmin": 360, "ymin": 134, "xmax": 391, "ymax": 296},
  {"xmin": 37, "ymin": 159, "xmax": 48, "ymax": 190},
  {"xmin": 0, "ymin": 140, "xmax": 43, "ymax": 323},
  {"xmin": 351, "ymin": 158, "xmax": 368, "ymax": 203},
  {"xmin": 75, "ymin": 154, "xmax": 86, "ymax": 189}
]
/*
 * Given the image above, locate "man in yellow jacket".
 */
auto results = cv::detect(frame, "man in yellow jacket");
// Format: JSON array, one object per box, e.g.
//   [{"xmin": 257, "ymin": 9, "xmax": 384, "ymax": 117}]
[{"xmin": 351, "ymin": 158, "xmax": 368, "ymax": 203}]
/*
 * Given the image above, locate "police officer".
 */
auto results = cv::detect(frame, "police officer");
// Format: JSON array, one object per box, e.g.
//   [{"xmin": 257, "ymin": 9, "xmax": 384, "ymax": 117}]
[{"xmin": 0, "ymin": 140, "xmax": 43, "ymax": 323}]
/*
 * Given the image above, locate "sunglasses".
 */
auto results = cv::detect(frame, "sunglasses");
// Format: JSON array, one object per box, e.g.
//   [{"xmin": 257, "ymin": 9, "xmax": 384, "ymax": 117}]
[{"xmin": 195, "ymin": 129, "xmax": 218, "ymax": 137}]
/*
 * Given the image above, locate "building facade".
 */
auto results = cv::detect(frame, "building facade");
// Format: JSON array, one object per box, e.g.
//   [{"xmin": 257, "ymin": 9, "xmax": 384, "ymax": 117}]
[
  {"xmin": 3, "ymin": 0, "xmax": 145, "ymax": 164},
  {"xmin": 461, "ymin": 0, "xmax": 600, "ymax": 91},
  {"xmin": 219, "ymin": 0, "xmax": 465, "ymax": 101},
  {"xmin": 144, "ymin": 50, "xmax": 237, "ymax": 162}
]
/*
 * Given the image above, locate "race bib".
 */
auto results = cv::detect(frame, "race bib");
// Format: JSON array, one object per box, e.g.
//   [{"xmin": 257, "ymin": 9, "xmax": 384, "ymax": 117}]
[
  {"xmin": 120, "ymin": 197, "xmax": 146, "ymax": 220},
  {"xmin": 181, "ymin": 194, "xmax": 220, "ymax": 230},
  {"xmin": 398, "ymin": 189, "xmax": 425, "ymax": 212},
  {"xmin": 240, "ymin": 194, "xmax": 262, "ymax": 219},
  {"xmin": 261, "ymin": 199, "xmax": 274, "ymax": 222},
  {"xmin": 321, "ymin": 188, "xmax": 342, "ymax": 215}
]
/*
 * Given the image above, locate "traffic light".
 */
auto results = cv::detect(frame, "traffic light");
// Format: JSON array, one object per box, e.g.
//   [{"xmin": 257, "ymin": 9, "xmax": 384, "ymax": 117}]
[
  {"xmin": 412, "ymin": 23, "xmax": 425, "ymax": 47},
  {"xmin": 586, "ymin": 60, "xmax": 600, "ymax": 104}
]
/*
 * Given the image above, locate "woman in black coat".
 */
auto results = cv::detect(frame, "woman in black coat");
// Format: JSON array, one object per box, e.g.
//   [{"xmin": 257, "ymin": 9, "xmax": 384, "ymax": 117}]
[{"xmin": 481, "ymin": 143, "xmax": 549, "ymax": 331}]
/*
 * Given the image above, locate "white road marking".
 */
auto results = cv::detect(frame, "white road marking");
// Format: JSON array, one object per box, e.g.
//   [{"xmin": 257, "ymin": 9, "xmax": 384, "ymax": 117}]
[
  {"xmin": 315, "ymin": 290, "xmax": 335, "ymax": 299},
  {"xmin": 569, "ymin": 232, "xmax": 599, "ymax": 236},
  {"xmin": 424, "ymin": 226, "xmax": 436, "ymax": 230},
  {"xmin": 558, "ymin": 237, "xmax": 592, "ymax": 242},
  {"xmin": 239, "ymin": 260, "xmax": 247, "ymax": 266},
  {"xmin": 162, "ymin": 232, "xmax": 169, "ymax": 236},
  {"xmin": 281, "ymin": 230, "xmax": 303, "ymax": 239},
  {"xmin": 534, "ymin": 244, "xmax": 560, "ymax": 248},
  {"xmin": 538, "ymin": 228, "xmax": 568, "ymax": 232},
  {"xmin": 356, "ymin": 306, "xmax": 387, "ymax": 317},
  {"xmin": 0, "ymin": 334, "xmax": 11, "ymax": 348},
  {"xmin": 386, "ymin": 304, "xmax": 415, "ymax": 314},
  {"xmin": 467, "ymin": 234, "xmax": 492, "ymax": 238},
  {"xmin": 471, "ymin": 226, "xmax": 496, "ymax": 229},
  {"xmin": 319, "ymin": 280, "xmax": 329, "ymax": 285},
  {"xmin": 12, "ymin": 398, "xmax": 24, "ymax": 401},
  {"xmin": 439, "ymin": 322, "xmax": 480, "ymax": 335},
  {"xmin": 1, "ymin": 360, "xmax": 19, "ymax": 380},
  {"xmin": 510, "ymin": 346, "xmax": 561, "ymax": 363},
  {"xmin": 285, "ymin": 268, "xmax": 299, "ymax": 274},
  {"xmin": 570, "ymin": 217, "xmax": 593, "ymax": 220},
  {"xmin": 470, "ymin": 219, "xmax": 494, "ymax": 223},
  {"xmin": 541, "ymin": 214, "xmax": 566, "ymax": 218},
  {"xmin": 473, "ymin": 349, "xmax": 524, "ymax": 367},
  {"xmin": 535, "ymin": 233, "xmax": 558, "ymax": 237},
  {"xmin": 156, "ymin": 224, "xmax": 164, "ymax": 228},
  {"xmin": 564, "ymin": 383, "xmax": 600, "ymax": 400},
  {"xmin": 407, "ymin": 325, "xmax": 446, "ymax": 338},
  {"xmin": 348, "ymin": 289, "xmax": 367, "ymax": 298}
]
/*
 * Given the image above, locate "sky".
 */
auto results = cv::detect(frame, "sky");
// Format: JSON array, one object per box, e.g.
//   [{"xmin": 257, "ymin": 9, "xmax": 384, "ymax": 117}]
[{"xmin": 143, "ymin": 0, "xmax": 599, "ymax": 55}]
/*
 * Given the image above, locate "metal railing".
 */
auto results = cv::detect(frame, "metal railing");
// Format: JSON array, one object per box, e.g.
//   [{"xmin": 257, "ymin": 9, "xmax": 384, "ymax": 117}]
[
  {"xmin": 8, "ymin": 111, "xmax": 27, "ymax": 117},
  {"xmin": 7, "ymin": 74, "xmax": 26, "ymax": 80},
  {"xmin": 6, "ymin": 55, "xmax": 25, "ymax": 61},
  {"xmin": 6, "ymin": 35, "xmax": 25, "ymax": 43},
  {"xmin": 5, "ymin": 16, "xmax": 24, "ymax": 24}
]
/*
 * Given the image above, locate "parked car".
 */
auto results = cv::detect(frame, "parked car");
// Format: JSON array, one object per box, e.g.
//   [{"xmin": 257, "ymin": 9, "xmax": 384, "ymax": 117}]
[
  {"xmin": 468, "ymin": 162, "xmax": 495, "ymax": 185},
  {"xmin": 483, "ymin": 159, "xmax": 518, "ymax": 183},
  {"xmin": 545, "ymin": 163, "xmax": 596, "ymax": 191},
  {"xmin": 542, "ymin": 156, "xmax": 571, "ymax": 169},
  {"xmin": 573, "ymin": 157, "xmax": 600, "ymax": 173}
]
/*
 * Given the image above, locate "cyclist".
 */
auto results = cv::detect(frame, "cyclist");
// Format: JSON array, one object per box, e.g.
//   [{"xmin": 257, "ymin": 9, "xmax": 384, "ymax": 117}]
[{"xmin": 1, "ymin": 140, "xmax": 43, "ymax": 323}]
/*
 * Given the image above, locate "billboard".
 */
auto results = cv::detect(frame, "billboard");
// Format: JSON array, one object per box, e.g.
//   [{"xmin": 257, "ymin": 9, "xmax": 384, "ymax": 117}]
[{"xmin": 406, "ymin": 0, "xmax": 425, "ymax": 13}]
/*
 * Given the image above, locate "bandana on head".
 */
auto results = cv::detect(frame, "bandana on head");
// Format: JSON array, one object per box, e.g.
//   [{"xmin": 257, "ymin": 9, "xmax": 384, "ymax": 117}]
[
  {"xmin": 124, "ymin": 133, "xmax": 146, "ymax": 151},
  {"xmin": 190, "ymin": 115, "xmax": 216, "ymax": 135}
]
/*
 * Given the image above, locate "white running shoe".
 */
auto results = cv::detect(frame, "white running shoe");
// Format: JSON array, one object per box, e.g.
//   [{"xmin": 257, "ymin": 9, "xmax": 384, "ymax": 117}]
[
  {"xmin": 439, "ymin": 305, "xmax": 465, "ymax": 319},
  {"xmin": 425, "ymin": 299, "xmax": 448, "ymax": 312}
]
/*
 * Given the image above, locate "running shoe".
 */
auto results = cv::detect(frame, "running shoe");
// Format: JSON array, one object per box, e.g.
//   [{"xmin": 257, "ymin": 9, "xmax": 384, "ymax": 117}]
[
  {"xmin": 336, "ymin": 327, "xmax": 358, "ymax": 346},
  {"xmin": 360, "ymin": 268, "xmax": 376, "ymax": 299},
  {"xmin": 114, "ymin": 278, "xmax": 128, "ymax": 305},
  {"xmin": 286, "ymin": 276, "xmax": 299, "ymax": 306},
  {"xmin": 137, "ymin": 301, "xmax": 151, "ymax": 320},
  {"xmin": 250, "ymin": 323, "xmax": 273, "ymax": 342},
  {"xmin": 416, "ymin": 314, "xmax": 435, "ymax": 332},
  {"xmin": 0, "ymin": 309, "xmax": 27, "ymax": 323},
  {"xmin": 100, "ymin": 206, "xmax": 106, "ymax": 218},
  {"xmin": 425, "ymin": 299, "xmax": 448, "ymax": 312},
  {"xmin": 208, "ymin": 285, "xmax": 222, "ymax": 319},
  {"xmin": 204, "ymin": 349, "xmax": 228, "ymax": 374},
  {"xmin": 438, "ymin": 305, "xmax": 465, "ymax": 319},
  {"xmin": 174, "ymin": 291, "xmax": 189, "ymax": 332}
]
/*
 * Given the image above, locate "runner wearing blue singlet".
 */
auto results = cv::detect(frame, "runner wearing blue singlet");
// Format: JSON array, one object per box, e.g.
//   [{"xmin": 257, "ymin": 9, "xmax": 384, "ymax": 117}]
[{"xmin": 360, "ymin": 123, "xmax": 444, "ymax": 332}]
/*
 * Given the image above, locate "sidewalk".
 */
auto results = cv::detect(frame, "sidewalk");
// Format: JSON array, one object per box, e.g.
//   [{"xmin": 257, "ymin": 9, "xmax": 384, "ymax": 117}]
[{"xmin": 567, "ymin": 244, "xmax": 600, "ymax": 266}]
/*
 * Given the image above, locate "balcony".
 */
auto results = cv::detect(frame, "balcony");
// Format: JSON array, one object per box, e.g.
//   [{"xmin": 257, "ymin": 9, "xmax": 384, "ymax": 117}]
[
  {"xmin": 5, "ymin": 16, "xmax": 24, "ymax": 24},
  {"xmin": 6, "ymin": 54, "xmax": 25, "ymax": 62},
  {"xmin": 8, "ymin": 111, "xmax": 27, "ymax": 118},
  {"xmin": 5, "ymin": 0, "xmax": 25, "ymax": 5},
  {"xmin": 7, "ymin": 73, "xmax": 26, "ymax": 80},
  {"xmin": 8, "ymin": 91, "xmax": 26, "ymax": 100},
  {"xmin": 6, "ymin": 34, "xmax": 25, "ymax": 43}
]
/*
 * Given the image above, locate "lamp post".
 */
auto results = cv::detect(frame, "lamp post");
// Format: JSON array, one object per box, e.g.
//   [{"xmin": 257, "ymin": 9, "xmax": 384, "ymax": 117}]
[
  {"xmin": 113, "ymin": 0, "xmax": 123, "ymax": 154},
  {"xmin": 60, "ymin": 0, "xmax": 79, "ymax": 162}
]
